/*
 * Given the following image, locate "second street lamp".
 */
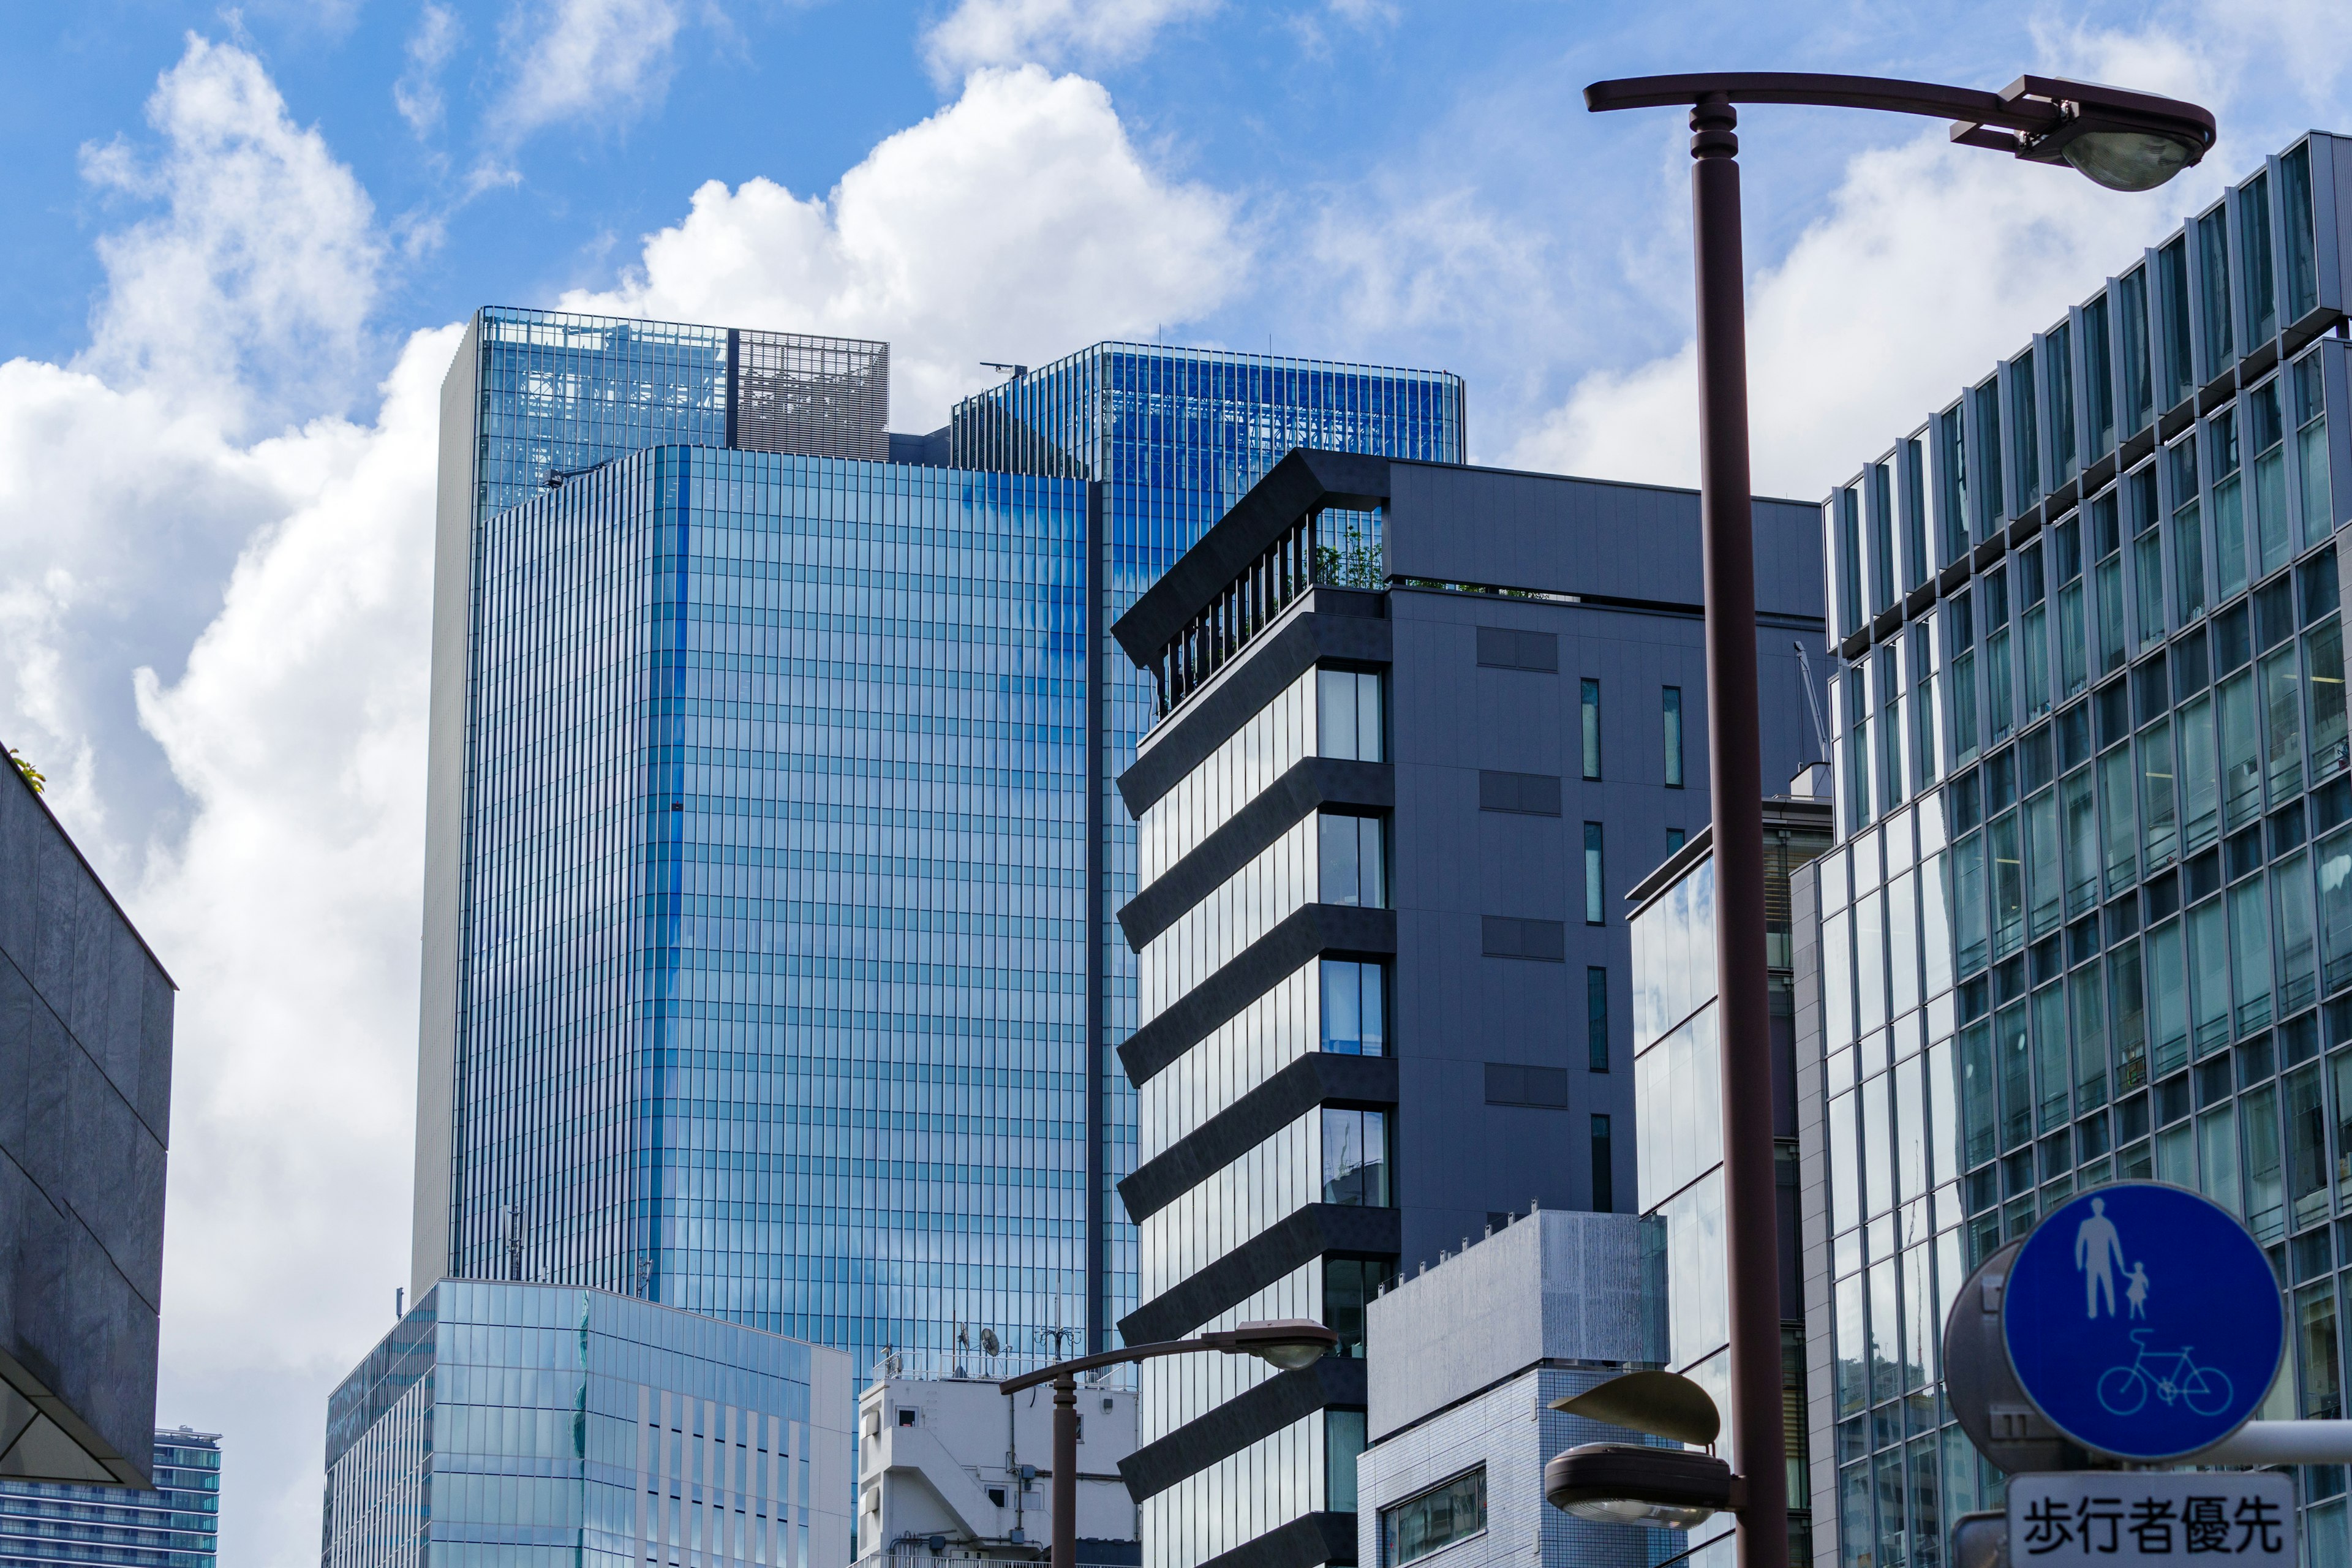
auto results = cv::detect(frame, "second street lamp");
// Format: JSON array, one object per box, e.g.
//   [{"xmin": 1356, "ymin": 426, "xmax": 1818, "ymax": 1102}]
[
  {"xmin": 999, "ymin": 1319, "xmax": 1338, "ymax": 1568},
  {"xmin": 1579, "ymin": 67, "xmax": 2212, "ymax": 1568}
]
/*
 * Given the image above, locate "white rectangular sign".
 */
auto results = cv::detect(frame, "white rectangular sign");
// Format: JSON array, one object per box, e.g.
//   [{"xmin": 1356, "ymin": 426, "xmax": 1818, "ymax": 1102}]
[{"xmin": 2008, "ymin": 1472, "xmax": 2296, "ymax": 1564}]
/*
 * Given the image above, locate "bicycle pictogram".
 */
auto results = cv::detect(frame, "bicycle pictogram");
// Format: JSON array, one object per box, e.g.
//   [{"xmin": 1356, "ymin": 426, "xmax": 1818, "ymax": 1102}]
[{"xmin": 2095, "ymin": 1329, "xmax": 2236, "ymax": 1418}]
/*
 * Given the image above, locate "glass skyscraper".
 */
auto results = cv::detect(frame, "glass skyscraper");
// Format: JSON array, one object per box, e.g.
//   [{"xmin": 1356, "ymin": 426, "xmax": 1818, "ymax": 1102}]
[
  {"xmin": 952, "ymin": 345, "xmax": 1466, "ymax": 1347},
  {"xmin": 412, "ymin": 315, "xmax": 1468, "ymax": 1384},
  {"xmin": 0, "ymin": 1428, "xmax": 220, "ymax": 1567},
  {"xmin": 416, "ymin": 308, "xmax": 896, "ymax": 1303},
  {"xmin": 321, "ymin": 1280, "xmax": 851, "ymax": 1568},
  {"xmin": 440, "ymin": 438, "xmax": 1090, "ymax": 1371},
  {"xmin": 1798, "ymin": 132, "xmax": 2352, "ymax": 1568}
]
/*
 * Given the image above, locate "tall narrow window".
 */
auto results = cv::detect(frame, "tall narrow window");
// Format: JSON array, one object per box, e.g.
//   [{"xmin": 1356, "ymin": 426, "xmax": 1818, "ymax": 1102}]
[
  {"xmin": 1973, "ymin": 379, "xmax": 2007, "ymax": 533},
  {"xmin": 2295, "ymin": 352, "xmax": 2332, "ymax": 549},
  {"xmin": 1581, "ymin": 679, "xmax": 1602, "ymax": 780},
  {"xmin": 1321, "ymin": 959, "xmax": 1387, "ymax": 1055},
  {"xmin": 2086, "ymin": 292, "xmax": 2117, "ymax": 452},
  {"xmin": 2046, "ymin": 324, "xmax": 2079, "ymax": 482},
  {"xmin": 2011, "ymin": 350, "xmax": 2041, "ymax": 505},
  {"xmin": 1322, "ymin": 1108, "xmax": 1390, "ymax": 1206},
  {"xmin": 1667, "ymin": 826, "xmax": 1686, "ymax": 853},
  {"xmin": 2158, "ymin": 236, "xmax": 2193, "ymax": 410},
  {"xmin": 1587, "ymin": 967, "xmax": 1609, "ymax": 1072},
  {"xmin": 1902, "ymin": 432, "xmax": 1932, "ymax": 586},
  {"xmin": 1869, "ymin": 461, "xmax": 1898, "ymax": 613},
  {"xmin": 1591, "ymin": 1114, "xmax": 1615, "ymax": 1212},
  {"xmin": 1938, "ymin": 405, "xmax": 1969, "ymax": 565},
  {"xmin": 1320, "ymin": 813, "xmax": 1386, "ymax": 908},
  {"xmin": 2120, "ymin": 266, "xmax": 2154, "ymax": 436},
  {"xmin": 2285, "ymin": 143, "xmax": 2319, "ymax": 324},
  {"xmin": 1662, "ymin": 687, "xmax": 1684, "ymax": 788},
  {"xmin": 1584, "ymin": 823, "xmax": 1605, "ymax": 925},
  {"xmin": 2169, "ymin": 437, "xmax": 2206, "ymax": 625},
  {"xmin": 2244, "ymin": 170, "xmax": 2277, "ymax": 346},
  {"xmin": 2199, "ymin": 207, "xmax": 2234, "ymax": 376}
]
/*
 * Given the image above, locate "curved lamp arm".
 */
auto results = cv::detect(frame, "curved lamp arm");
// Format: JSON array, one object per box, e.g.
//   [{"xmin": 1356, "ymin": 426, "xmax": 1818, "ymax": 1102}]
[
  {"xmin": 1585, "ymin": 71, "xmax": 2215, "ymax": 190},
  {"xmin": 998, "ymin": 1319, "xmax": 1336, "ymax": 1395}
]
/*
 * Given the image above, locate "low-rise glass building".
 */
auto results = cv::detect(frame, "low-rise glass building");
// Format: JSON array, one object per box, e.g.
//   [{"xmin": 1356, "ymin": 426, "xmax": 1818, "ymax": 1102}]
[
  {"xmin": 1799, "ymin": 130, "xmax": 2352, "ymax": 1568},
  {"xmin": 1625, "ymin": 798, "xmax": 1834, "ymax": 1568},
  {"xmin": 0, "ymin": 1428, "xmax": 220, "ymax": 1567},
  {"xmin": 321, "ymin": 1280, "xmax": 851, "ymax": 1568}
]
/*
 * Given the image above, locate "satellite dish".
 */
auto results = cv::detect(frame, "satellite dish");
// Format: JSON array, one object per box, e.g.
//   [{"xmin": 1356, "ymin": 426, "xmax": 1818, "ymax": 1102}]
[{"xmin": 981, "ymin": 1328, "xmax": 1001, "ymax": 1357}]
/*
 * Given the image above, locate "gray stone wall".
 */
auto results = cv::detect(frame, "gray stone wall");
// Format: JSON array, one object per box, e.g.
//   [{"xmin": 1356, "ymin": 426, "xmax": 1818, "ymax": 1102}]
[{"xmin": 0, "ymin": 760, "xmax": 173, "ymax": 1485}]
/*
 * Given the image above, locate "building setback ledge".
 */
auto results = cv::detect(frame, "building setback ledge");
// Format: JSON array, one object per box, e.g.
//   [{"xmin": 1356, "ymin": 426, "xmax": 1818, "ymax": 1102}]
[
  {"xmin": 1120, "ymin": 1205, "xmax": 1402, "ymax": 1346},
  {"xmin": 1120, "ymin": 1359, "xmax": 1367, "ymax": 1501},
  {"xmin": 1119, "ymin": 758, "xmax": 1394, "ymax": 949},
  {"xmin": 1119, "ymin": 905, "xmax": 1397, "ymax": 1087},
  {"xmin": 1118, "ymin": 1053, "xmax": 1398, "ymax": 1222},
  {"xmin": 1193, "ymin": 1512, "xmax": 1358, "ymax": 1568}
]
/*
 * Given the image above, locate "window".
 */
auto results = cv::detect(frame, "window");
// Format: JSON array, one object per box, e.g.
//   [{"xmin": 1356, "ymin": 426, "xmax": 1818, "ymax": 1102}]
[
  {"xmin": 2120, "ymin": 265, "xmax": 2154, "ymax": 435},
  {"xmin": 1382, "ymin": 1468, "xmax": 1487, "ymax": 1568},
  {"xmin": 2294, "ymin": 352, "xmax": 2331, "ymax": 551},
  {"xmin": 2244, "ymin": 170, "xmax": 2277, "ymax": 346},
  {"xmin": 1323, "ymin": 1259, "xmax": 1392, "ymax": 1358},
  {"xmin": 1476, "ymin": 626, "xmax": 1556, "ymax": 672},
  {"xmin": 2198, "ymin": 205, "xmax": 2234, "ymax": 378},
  {"xmin": 2011, "ymin": 349, "xmax": 2041, "ymax": 504},
  {"xmin": 1322, "ymin": 1108, "xmax": 1390, "ymax": 1206},
  {"xmin": 897, "ymin": 1409, "xmax": 916, "ymax": 1427},
  {"xmin": 1972, "ymin": 379, "xmax": 2006, "ymax": 532},
  {"xmin": 1485, "ymin": 1062, "xmax": 1569, "ymax": 1107},
  {"xmin": 1321, "ymin": 959, "xmax": 1386, "ymax": 1055},
  {"xmin": 2158, "ymin": 235, "xmax": 2192, "ymax": 409},
  {"xmin": 1318, "ymin": 667, "xmax": 1384, "ymax": 761},
  {"xmin": 2086, "ymin": 292, "xmax": 2117, "ymax": 451},
  {"xmin": 1326, "ymin": 1409, "xmax": 1366, "ymax": 1512},
  {"xmin": 1667, "ymin": 826, "xmax": 1686, "ymax": 853},
  {"xmin": 1581, "ymin": 678, "xmax": 1602, "ymax": 780},
  {"xmin": 1835, "ymin": 486, "xmax": 1864, "ymax": 637},
  {"xmin": 2169, "ymin": 436, "xmax": 2206, "ymax": 625},
  {"xmin": 1584, "ymin": 823, "xmax": 1606, "ymax": 924},
  {"xmin": 1937, "ymin": 405, "xmax": 1969, "ymax": 564},
  {"xmin": 1592, "ymin": 1114, "xmax": 1615, "ymax": 1212},
  {"xmin": 1588, "ymin": 967, "xmax": 1610, "ymax": 1071},
  {"xmin": 1662, "ymin": 686, "xmax": 1684, "ymax": 788},
  {"xmin": 1320, "ymin": 813, "xmax": 1385, "ymax": 907}
]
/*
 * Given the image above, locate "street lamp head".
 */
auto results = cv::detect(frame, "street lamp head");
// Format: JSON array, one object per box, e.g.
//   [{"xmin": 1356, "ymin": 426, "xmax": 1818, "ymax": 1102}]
[
  {"xmin": 1955, "ymin": 75, "xmax": 2214, "ymax": 192},
  {"xmin": 1544, "ymin": 1442, "xmax": 1735, "ymax": 1528},
  {"xmin": 1207, "ymin": 1319, "xmax": 1339, "ymax": 1370}
]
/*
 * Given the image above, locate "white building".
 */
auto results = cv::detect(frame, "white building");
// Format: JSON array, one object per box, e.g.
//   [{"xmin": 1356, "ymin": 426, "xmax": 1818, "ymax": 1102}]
[
  {"xmin": 1353, "ymin": 1208, "xmax": 1654, "ymax": 1568},
  {"xmin": 858, "ymin": 1371, "xmax": 1140, "ymax": 1568}
]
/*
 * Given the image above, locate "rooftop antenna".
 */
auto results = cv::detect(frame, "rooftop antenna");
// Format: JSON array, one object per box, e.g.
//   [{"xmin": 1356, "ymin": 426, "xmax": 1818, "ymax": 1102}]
[
  {"xmin": 505, "ymin": 1204, "xmax": 525, "ymax": 1281},
  {"xmin": 1792, "ymin": 641, "xmax": 1830, "ymax": 764},
  {"xmin": 394, "ymin": 1286, "xmax": 404, "ymax": 1320}
]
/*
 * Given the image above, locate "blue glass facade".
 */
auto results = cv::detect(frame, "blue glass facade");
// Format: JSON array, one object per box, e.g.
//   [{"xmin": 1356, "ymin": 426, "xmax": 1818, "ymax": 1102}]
[
  {"xmin": 0, "ymin": 1429, "xmax": 220, "ymax": 1568},
  {"xmin": 320, "ymin": 1280, "xmax": 851, "ymax": 1568},
  {"xmin": 951, "ymin": 345, "xmax": 1466, "ymax": 1346},
  {"xmin": 1800, "ymin": 133, "xmax": 2352, "ymax": 1568},
  {"xmin": 449, "ymin": 445, "xmax": 1088, "ymax": 1374}
]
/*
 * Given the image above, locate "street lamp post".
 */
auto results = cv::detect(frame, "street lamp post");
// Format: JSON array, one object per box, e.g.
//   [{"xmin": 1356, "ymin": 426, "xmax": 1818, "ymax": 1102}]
[
  {"xmin": 998, "ymin": 1319, "xmax": 1337, "ymax": 1568},
  {"xmin": 1580, "ymin": 70, "xmax": 2214, "ymax": 1568}
]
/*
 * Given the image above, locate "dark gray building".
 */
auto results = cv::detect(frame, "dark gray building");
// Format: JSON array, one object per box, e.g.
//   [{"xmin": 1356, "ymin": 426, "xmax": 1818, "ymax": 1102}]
[
  {"xmin": 0, "ymin": 755, "xmax": 174, "ymax": 1488},
  {"xmin": 1105, "ymin": 451, "xmax": 1825, "ymax": 1568}
]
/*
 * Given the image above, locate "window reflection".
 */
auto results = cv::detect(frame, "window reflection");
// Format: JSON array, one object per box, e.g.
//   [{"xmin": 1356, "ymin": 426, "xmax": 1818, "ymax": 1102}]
[
  {"xmin": 1321, "ymin": 1109, "xmax": 1390, "ymax": 1207},
  {"xmin": 1319, "ymin": 960, "xmax": 1385, "ymax": 1056}
]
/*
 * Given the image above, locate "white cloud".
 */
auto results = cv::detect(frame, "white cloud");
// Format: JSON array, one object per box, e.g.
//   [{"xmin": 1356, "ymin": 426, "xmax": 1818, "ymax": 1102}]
[
  {"xmin": 0, "ymin": 34, "xmax": 436, "ymax": 1568},
  {"xmin": 134, "ymin": 329, "xmax": 444, "ymax": 1568},
  {"xmin": 565, "ymin": 64, "xmax": 1243, "ymax": 428},
  {"xmin": 78, "ymin": 34, "xmax": 382, "ymax": 432},
  {"xmin": 922, "ymin": 0, "xmax": 1216, "ymax": 82},
  {"xmin": 1504, "ymin": 34, "xmax": 2241, "ymax": 498},
  {"xmin": 489, "ymin": 0, "xmax": 683, "ymax": 140},
  {"xmin": 394, "ymin": 3, "xmax": 462, "ymax": 136}
]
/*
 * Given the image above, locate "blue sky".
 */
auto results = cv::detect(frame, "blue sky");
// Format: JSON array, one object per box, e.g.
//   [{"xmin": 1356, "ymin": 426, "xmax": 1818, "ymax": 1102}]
[{"xmin": 4, "ymin": 2, "xmax": 2350, "ymax": 1564}]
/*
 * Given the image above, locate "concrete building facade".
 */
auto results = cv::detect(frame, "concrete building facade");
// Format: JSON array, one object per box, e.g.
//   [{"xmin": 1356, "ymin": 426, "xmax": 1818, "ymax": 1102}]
[{"xmin": 1110, "ymin": 450, "xmax": 1826, "ymax": 1568}]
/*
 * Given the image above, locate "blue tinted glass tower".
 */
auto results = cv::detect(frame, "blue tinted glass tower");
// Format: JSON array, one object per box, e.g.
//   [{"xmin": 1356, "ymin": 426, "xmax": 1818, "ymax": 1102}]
[
  {"xmin": 412, "ymin": 311, "xmax": 1463, "ymax": 1385},
  {"xmin": 0, "ymin": 1428, "xmax": 221, "ymax": 1567},
  {"xmin": 952, "ymin": 346, "xmax": 1466, "ymax": 1346}
]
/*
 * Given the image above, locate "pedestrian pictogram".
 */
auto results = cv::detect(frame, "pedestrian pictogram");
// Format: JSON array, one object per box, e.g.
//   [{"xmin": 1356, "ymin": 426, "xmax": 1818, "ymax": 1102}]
[{"xmin": 2003, "ymin": 1183, "xmax": 2283, "ymax": 1461}]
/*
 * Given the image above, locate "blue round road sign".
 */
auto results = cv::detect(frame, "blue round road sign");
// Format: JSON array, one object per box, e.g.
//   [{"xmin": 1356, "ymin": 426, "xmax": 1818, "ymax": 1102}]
[{"xmin": 2003, "ymin": 1182, "xmax": 2283, "ymax": 1461}]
